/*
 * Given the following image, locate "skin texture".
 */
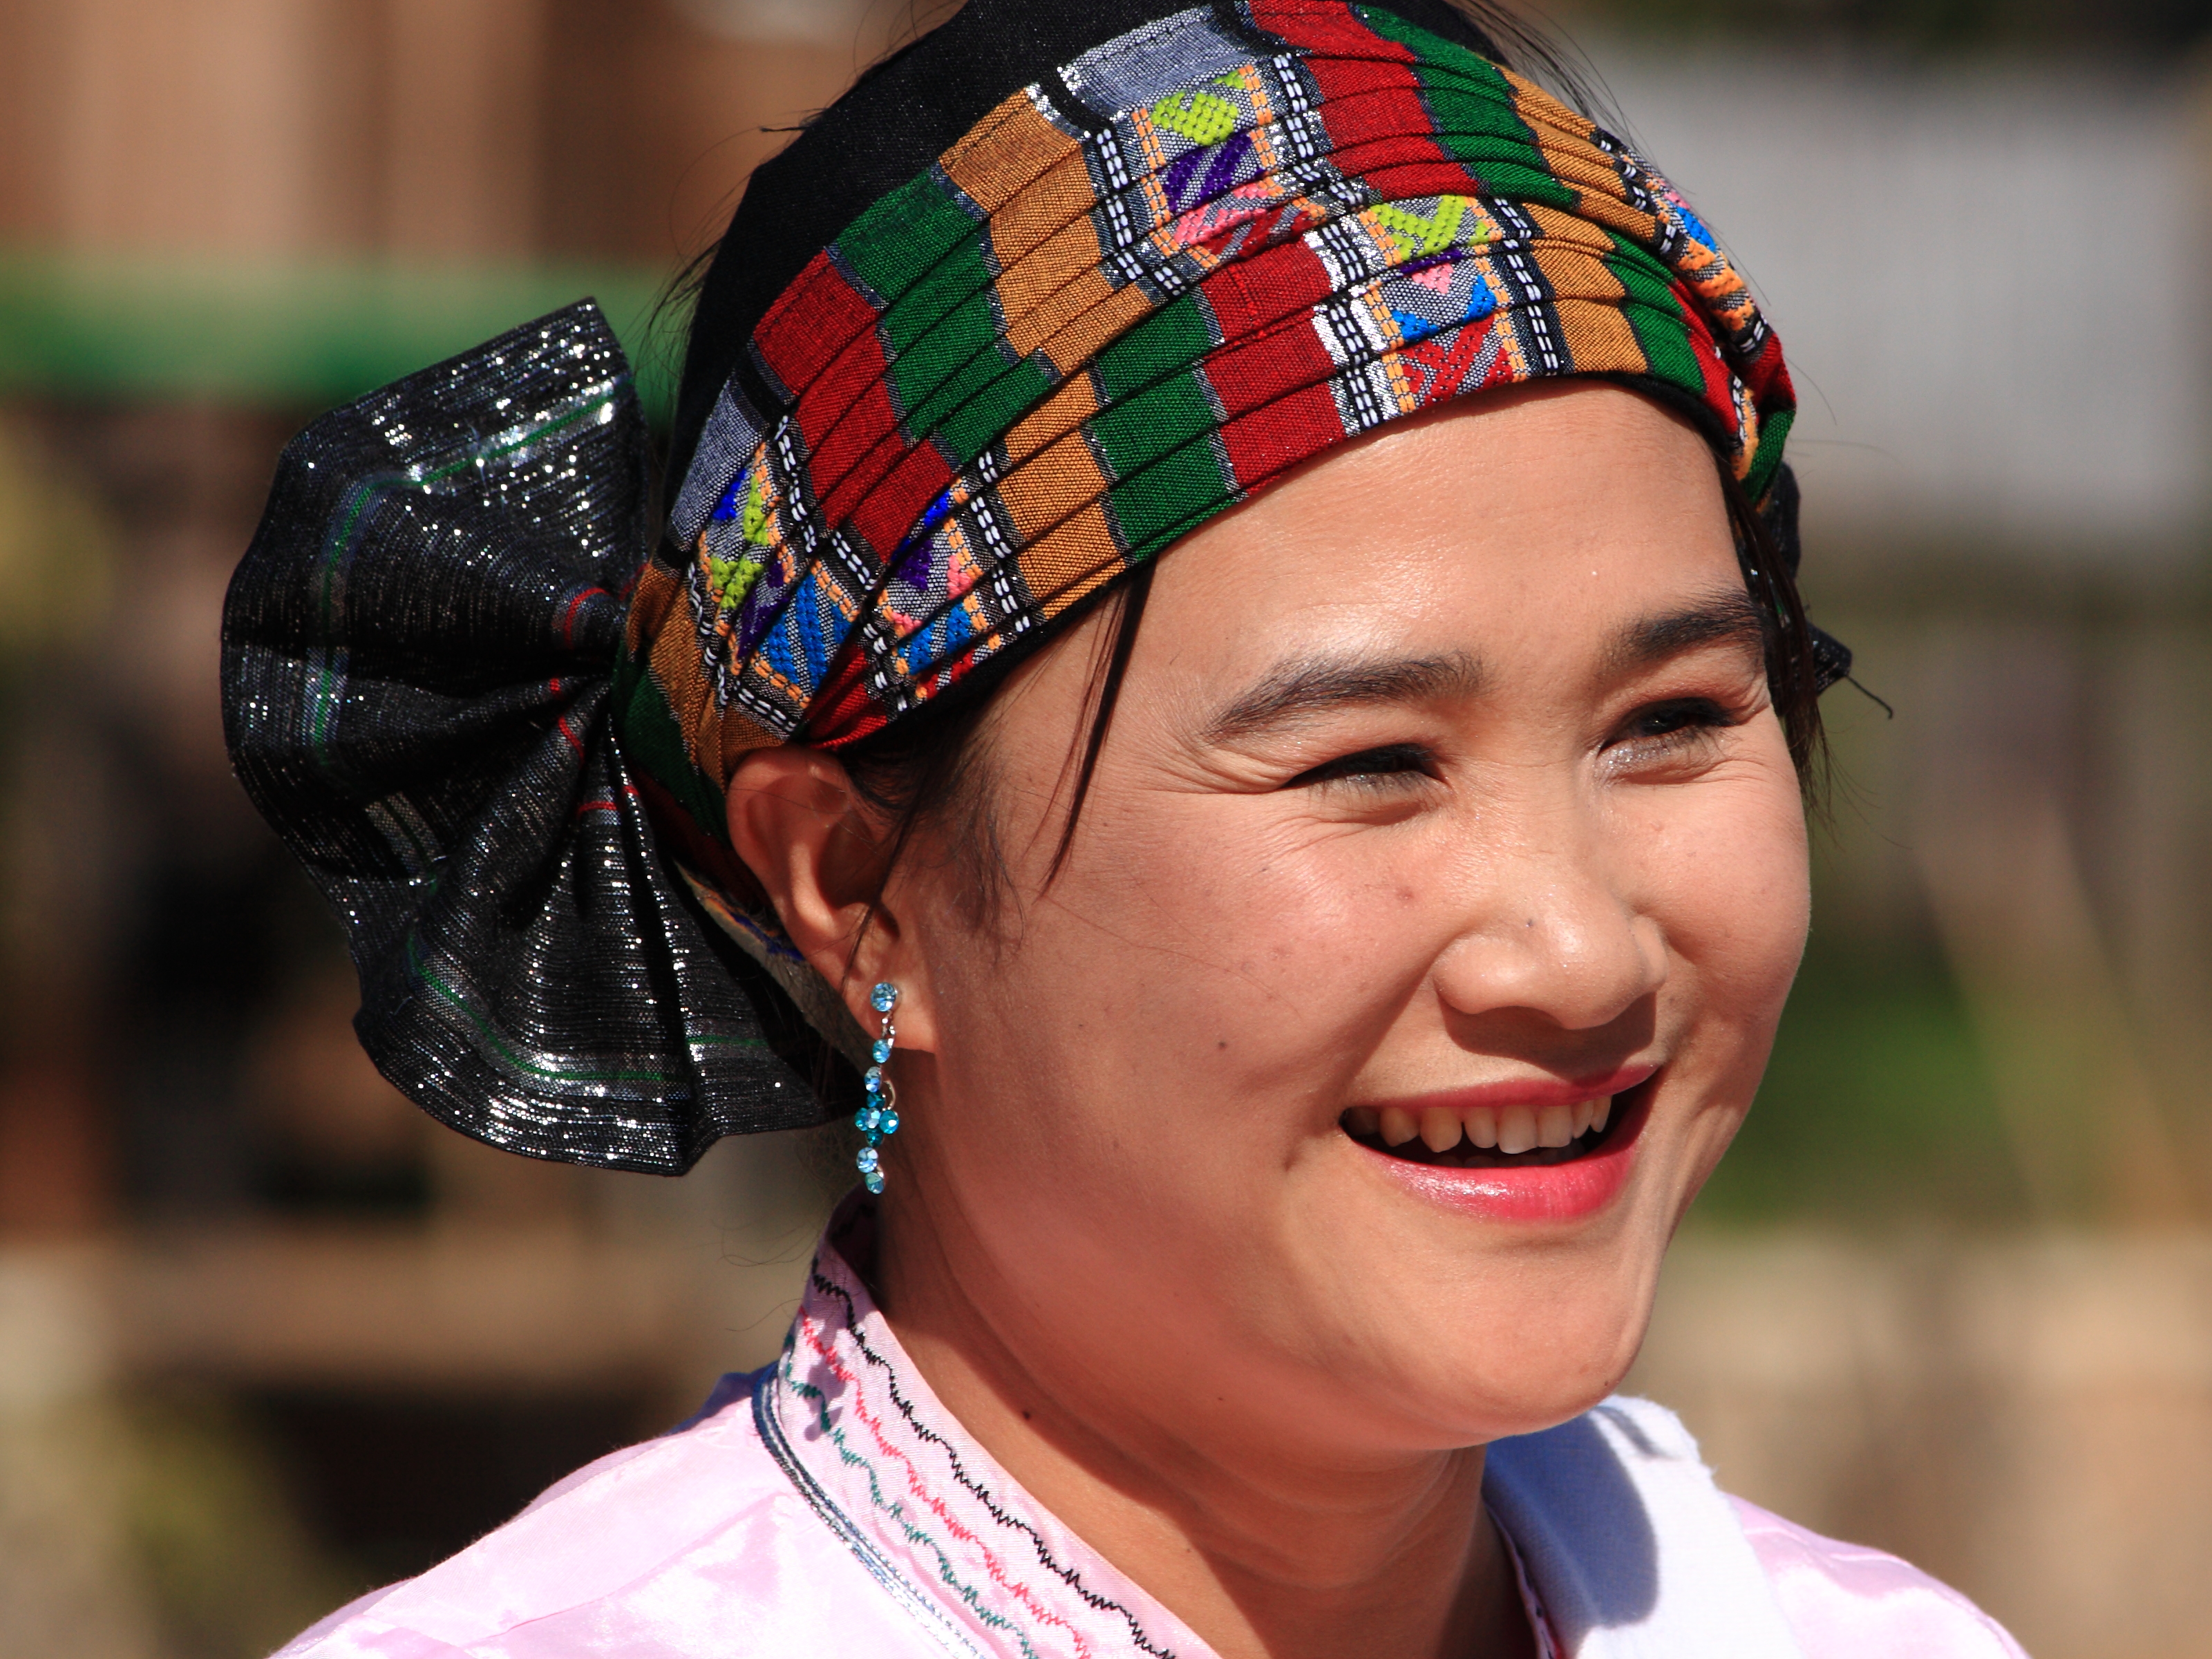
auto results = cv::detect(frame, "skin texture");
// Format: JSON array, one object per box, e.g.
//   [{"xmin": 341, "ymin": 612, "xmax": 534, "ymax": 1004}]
[{"xmin": 728, "ymin": 383, "xmax": 1812, "ymax": 1659}]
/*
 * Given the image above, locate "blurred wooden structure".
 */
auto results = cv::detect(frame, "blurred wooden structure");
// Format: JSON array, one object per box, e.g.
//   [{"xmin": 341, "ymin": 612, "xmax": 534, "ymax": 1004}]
[
  {"xmin": 0, "ymin": 3, "xmax": 2209, "ymax": 1656},
  {"xmin": 0, "ymin": 0, "xmax": 954, "ymax": 1245},
  {"xmin": 0, "ymin": 0, "xmax": 956, "ymax": 267},
  {"xmin": 1631, "ymin": 1231, "xmax": 2212, "ymax": 1659}
]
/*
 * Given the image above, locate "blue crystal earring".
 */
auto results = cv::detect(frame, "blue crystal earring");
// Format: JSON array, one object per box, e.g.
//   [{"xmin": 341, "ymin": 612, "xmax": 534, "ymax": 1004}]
[{"xmin": 854, "ymin": 982, "xmax": 900, "ymax": 1194}]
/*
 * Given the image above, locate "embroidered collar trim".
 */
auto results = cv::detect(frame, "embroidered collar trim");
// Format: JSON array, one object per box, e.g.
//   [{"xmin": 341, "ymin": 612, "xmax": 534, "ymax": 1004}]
[
  {"xmin": 757, "ymin": 1233, "xmax": 1204, "ymax": 1658},
  {"xmin": 757, "ymin": 1223, "xmax": 1560, "ymax": 1658}
]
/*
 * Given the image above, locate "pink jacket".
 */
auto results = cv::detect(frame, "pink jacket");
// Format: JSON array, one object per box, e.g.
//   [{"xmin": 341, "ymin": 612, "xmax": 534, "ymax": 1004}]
[{"xmin": 278, "ymin": 1235, "xmax": 2025, "ymax": 1658}]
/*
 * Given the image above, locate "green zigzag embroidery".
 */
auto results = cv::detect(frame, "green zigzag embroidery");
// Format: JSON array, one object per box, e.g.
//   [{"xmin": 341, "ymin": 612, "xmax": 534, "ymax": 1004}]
[
  {"xmin": 784, "ymin": 1365, "xmax": 1049, "ymax": 1659},
  {"xmin": 1371, "ymin": 195, "xmax": 1471, "ymax": 258},
  {"xmin": 706, "ymin": 467, "xmax": 774, "ymax": 613}
]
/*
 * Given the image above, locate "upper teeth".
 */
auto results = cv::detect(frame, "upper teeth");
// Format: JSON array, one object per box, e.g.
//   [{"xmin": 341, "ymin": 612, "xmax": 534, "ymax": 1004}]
[{"xmin": 1348, "ymin": 1099, "xmax": 1611, "ymax": 1153}]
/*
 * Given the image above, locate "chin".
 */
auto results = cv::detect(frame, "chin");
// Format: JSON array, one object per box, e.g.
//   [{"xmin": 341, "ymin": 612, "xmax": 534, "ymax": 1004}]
[
  {"xmin": 1418, "ymin": 1284, "xmax": 1657, "ymax": 1445},
  {"xmin": 1283, "ymin": 1224, "xmax": 1662, "ymax": 1452}
]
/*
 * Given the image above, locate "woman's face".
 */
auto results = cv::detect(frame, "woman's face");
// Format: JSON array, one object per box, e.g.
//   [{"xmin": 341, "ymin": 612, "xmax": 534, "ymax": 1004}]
[{"xmin": 849, "ymin": 383, "xmax": 1808, "ymax": 1449}]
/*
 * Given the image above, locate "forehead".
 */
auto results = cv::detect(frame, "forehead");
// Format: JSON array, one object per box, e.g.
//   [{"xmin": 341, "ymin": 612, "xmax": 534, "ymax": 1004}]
[{"xmin": 1142, "ymin": 383, "xmax": 1739, "ymax": 674}]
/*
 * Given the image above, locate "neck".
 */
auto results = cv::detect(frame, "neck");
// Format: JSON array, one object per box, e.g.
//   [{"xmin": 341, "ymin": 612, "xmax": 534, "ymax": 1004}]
[{"xmin": 871, "ymin": 1197, "xmax": 1535, "ymax": 1659}]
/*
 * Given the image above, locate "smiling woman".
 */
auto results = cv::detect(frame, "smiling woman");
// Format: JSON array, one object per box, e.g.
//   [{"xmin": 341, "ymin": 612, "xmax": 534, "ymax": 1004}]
[{"xmin": 222, "ymin": 3, "xmax": 2021, "ymax": 1656}]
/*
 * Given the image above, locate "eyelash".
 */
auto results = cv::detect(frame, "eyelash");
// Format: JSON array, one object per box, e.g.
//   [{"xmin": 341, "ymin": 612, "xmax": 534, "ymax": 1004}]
[
  {"xmin": 1611, "ymin": 696, "xmax": 1740, "ymax": 754},
  {"xmin": 1283, "ymin": 697, "xmax": 1748, "ymax": 793},
  {"xmin": 1286, "ymin": 742, "xmax": 1437, "ymax": 791}
]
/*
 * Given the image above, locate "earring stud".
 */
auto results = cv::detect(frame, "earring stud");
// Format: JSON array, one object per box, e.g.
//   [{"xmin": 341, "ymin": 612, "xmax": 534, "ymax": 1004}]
[{"xmin": 854, "ymin": 982, "xmax": 900, "ymax": 1194}]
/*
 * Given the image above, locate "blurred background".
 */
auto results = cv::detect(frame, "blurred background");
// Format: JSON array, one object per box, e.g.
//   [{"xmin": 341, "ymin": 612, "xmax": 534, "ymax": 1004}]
[{"xmin": 0, "ymin": 0, "xmax": 2207, "ymax": 1653}]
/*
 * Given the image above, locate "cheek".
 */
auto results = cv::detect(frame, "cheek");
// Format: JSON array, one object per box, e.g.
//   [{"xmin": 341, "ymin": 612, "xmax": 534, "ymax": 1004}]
[
  {"xmin": 1079, "ymin": 808, "xmax": 1449, "ymax": 1079},
  {"xmin": 1632, "ymin": 764, "xmax": 1811, "ymax": 1041},
  {"xmin": 931, "ymin": 795, "xmax": 1441, "ymax": 1154},
  {"xmin": 911, "ymin": 810, "xmax": 1368, "ymax": 1276}
]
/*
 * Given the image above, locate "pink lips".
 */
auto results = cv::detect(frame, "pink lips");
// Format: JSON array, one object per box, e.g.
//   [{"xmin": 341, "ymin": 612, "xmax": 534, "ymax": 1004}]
[{"xmin": 1356, "ymin": 1068, "xmax": 1657, "ymax": 1225}]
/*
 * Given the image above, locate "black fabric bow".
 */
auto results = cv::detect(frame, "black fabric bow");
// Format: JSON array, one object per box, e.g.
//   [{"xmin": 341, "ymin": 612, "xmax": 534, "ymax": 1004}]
[{"xmin": 221, "ymin": 303, "xmax": 842, "ymax": 1173}]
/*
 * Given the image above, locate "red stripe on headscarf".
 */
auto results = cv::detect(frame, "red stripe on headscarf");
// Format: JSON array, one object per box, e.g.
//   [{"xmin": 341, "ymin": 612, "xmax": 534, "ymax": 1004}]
[
  {"xmin": 1203, "ymin": 240, "xmax": 1335, "ymax": 344},
  {"xmin": 1251, "ymin": 2, "xmax": 1481, "ymax": 200},
  {"xmin": 1206, "ymin": 312, "xmax": 1339, "ymax": 421},
  {"xmin": 756, "ymin": 252, "xmax": 873, "ymax": 394},
  {"xmin": 1220, "ymin": 382, "xmax": 1347, "ymax": 484},
  {"xmin": 1676, "ymin": 295, "xmax": 1740, "ymax": 442},
  {"xmin": 849, "ymin": 436, "xmax": 956, "ymax": 559}
]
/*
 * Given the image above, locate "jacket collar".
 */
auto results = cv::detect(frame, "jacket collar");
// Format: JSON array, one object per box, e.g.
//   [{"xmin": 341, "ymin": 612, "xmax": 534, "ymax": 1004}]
[
  {"xmin": 755, "ymin": 1209, "xmax": 1582, "ymax": 1658},
  {"xmin": 757, "ymin": 1212, "xmax": 1217, "ymax": 1657}
]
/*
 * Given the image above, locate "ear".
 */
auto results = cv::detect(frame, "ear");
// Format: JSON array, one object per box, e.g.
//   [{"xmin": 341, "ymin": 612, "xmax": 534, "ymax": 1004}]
[{"xmin": 726, "ymin": 747, "xmax": 930, "ymax": 1045}]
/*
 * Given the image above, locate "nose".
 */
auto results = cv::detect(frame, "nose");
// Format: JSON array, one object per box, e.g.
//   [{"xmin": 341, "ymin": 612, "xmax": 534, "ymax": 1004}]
[{"xmin": 1430, "ymin": 835, "xmax": 1667, "ymax": 1034}]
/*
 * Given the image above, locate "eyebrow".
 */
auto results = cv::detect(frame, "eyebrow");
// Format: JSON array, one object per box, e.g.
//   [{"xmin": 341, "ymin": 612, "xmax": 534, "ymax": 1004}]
[
  {"xmin": 1605, "ymin": 589, "xmax": 1769, "ymax": 674},
  {"xmin": 1200, "ymin": 591, "xmax": 1767, "ymax": 746},
  {"xmin": 1202, "ymin": 651, "xmax": 1484, "ymax": 745}
]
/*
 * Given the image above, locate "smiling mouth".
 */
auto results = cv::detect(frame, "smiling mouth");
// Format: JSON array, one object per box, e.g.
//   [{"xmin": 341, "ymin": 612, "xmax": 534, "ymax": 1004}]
[{"xmin": 1341, "ymin": 1092, "xmax": 1632, "ymax": 1169}]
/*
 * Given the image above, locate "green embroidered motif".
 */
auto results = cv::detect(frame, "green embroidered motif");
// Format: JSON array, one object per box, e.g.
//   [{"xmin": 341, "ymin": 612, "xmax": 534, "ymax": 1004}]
[
  {"xmin": 741, "ymin": 465, "xmax": 771, "ymax": 542},
  {"xmin": 1151, "ymin": 87, "xmax": 1239, "ymax": 146},
  {"xmin": 706, "ymin": 468, "xmax": 773, "ymax": 611},
  {"xmin": 706, "ymin": 549, "xmax": 766, "ymax": 611},
  {"xmin": 1372, "ymin": 195, "xmax": 1471, "ymax": 256}
]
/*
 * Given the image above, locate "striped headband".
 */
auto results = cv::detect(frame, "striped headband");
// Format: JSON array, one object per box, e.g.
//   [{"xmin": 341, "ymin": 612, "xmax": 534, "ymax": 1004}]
[
  {"xmin": 223, "ymin": 0, "xmax": 1812, "ymax": 1173},
  {"xmin": 618, "ymin": 0, "xmax": 1794, "ymax": 889}
]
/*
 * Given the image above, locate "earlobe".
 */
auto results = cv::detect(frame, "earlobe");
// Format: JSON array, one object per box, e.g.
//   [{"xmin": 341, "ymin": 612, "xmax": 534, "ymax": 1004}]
[{"xmin": 725, "ymin": 746, "xmax": 905, "ymax": 1029}]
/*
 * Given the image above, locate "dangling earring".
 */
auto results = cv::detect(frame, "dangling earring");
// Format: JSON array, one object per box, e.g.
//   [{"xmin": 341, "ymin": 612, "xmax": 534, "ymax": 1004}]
[{"xmin": 855, "ymin": 982, "xmax": 900, "ymax": 1194}]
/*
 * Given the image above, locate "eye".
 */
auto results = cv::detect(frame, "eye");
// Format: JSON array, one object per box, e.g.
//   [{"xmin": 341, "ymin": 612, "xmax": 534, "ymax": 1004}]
[
  {"xmin": 1285, "ymin": 742, "xmax": 1439, "ymax": 790},
  {"xmin": 1607, "ymin": 696, "xmax": 1743, "ymax": 763},
  {"xmin": 1627, "ymin": 698, "xmax": 1730, "ymax": 740}
]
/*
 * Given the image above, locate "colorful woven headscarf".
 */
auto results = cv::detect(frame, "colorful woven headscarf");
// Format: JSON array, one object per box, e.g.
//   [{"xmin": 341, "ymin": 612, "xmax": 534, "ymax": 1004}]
[
  {"xmin": 621, "ymin": 0, "xmax": 1793, "ymax": 862},
  {"xmin": 224, "ymin": 0, "xmax": 1822, "ymax": 1173}
]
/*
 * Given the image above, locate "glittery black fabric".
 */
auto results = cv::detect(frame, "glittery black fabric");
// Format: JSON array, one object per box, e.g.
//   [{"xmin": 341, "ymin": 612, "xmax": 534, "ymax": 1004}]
[{"xmin": 223, "ymin": 303, "xmax": 844, "ymax": 1173}]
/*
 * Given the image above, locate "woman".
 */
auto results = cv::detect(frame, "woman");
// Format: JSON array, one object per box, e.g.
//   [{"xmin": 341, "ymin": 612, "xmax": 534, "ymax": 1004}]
[{"xmin": 225, "ymin": 1, "xmax": 2025, "ymax": 1653}]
